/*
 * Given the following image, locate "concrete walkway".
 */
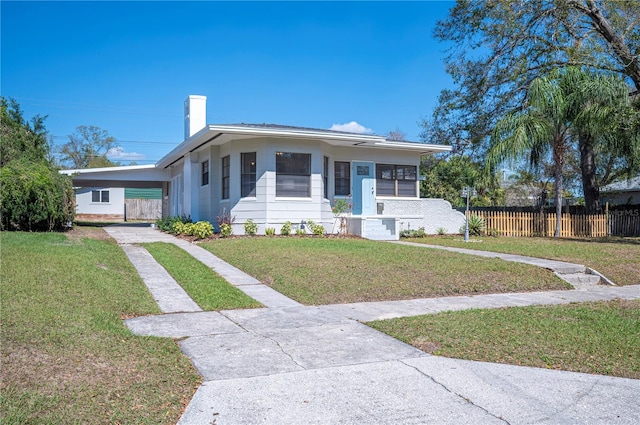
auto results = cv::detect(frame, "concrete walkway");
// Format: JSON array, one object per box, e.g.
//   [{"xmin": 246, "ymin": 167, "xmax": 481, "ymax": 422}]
[{"xmin": 104, "ymin": 225, "xmax": 640, "ymax": 425}]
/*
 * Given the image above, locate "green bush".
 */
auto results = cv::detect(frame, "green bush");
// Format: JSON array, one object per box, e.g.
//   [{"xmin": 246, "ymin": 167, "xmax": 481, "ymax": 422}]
[
  {"xmin": 191, "ymin": 221, "xmax": 214, "ymax": 239},
  {"xmin": 219, "ymin": 223, "xmax": 233, "ymax": 238},
  {"xmin": 295, "ymin": 228, "xmax": 306, "ymax": 236},
  {"xmin": 400, "ymin": 227, "xmax": 427, "ymax": 238},
  {"xmin": 0, "ymin": 160, "xmax": 75, "ymax": 231},
  {"xmin": 265, "ymin": 227, "xmax": 276, "ymax": 236},
  {"xmin": 460, "ymin": 214, "xmax": 486, "ymax": 236},
  {"xmin": 280, "ymin": 221, "xmax": 292, "ymax": 236},
  {"xmin": 436, "ymin": 227, "xmax": 447, "ymax": 235},
  {"xmin": 171, "ymin": 221, "xmax": 187, "ymax": 235},
  {"xmin": 244, "ymin": 219, "xmax": 258, "ymax": 236},
  {"xmin": 156, "ymin": 215, "xmax": 191, "ymax": 232},
  {"xmin": 306, "ymin": 220, "xmax": 325, "ymax": 236}
]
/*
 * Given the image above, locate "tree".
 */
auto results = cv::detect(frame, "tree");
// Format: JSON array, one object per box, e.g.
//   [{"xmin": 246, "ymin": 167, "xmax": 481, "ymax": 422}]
[
  {"xmin": 487, "ymin": 70, "xmax": 577, "ymax": 237},
  {"xmin": 425, "ymin": 0, "xmax": 640, "ymax": 154},
  {"xmin": 421, "ymin": 155, "xmax": 504, "ymax": 208},
  {"xmin": 0, "ymin": 98, "xmax": 75, "ymax": 231},
  {"xmin": 386, "ymin": 127, "xmax": 406, "ymax": 141},
  {"xmin": 564, "ymin": 68, "xmax": 640, "ymax": 212},
  {"xmin": 59, "ymin": 125, "xmax": 118, "ymax": 169},
  {"xmin": 0, "ymin": 97, "xmax": 49, "ymax": 166}
]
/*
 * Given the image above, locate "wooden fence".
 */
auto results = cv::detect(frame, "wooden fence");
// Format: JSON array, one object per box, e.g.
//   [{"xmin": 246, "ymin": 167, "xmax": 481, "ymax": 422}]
[
  {"xmin": 470, "ymin": 211, "xmax": 611, "ymax": 237},
  {"xmin": 124, "ymin": 199, "xmax": 162, "ymax": 221}
]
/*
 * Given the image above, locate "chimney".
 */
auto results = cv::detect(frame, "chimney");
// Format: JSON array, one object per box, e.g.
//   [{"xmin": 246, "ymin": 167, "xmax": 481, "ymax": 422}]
[{"xmin": 184, "ymin": 95, "xmax": 207, "ymax": 140}]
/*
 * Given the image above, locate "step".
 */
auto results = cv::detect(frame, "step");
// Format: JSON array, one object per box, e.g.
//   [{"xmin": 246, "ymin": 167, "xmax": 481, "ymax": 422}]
[{"xmin": 557, "ymin": 272, "xmax": 601, "ymax": 289}]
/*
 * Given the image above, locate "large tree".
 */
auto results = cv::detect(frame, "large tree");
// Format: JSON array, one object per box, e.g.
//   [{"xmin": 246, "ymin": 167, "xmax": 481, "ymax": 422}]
[
  {"xmin": 425, "ymin": 0, "xmax": 640, "ymax": 154},
  {"xmin": 0, "ymin": 97, "xmax": 75, "ymax": 231},
  {"xmin": 487, "ymin": 69, "xmax": 578, "ymax": 237},
  {"xmin": 59, "ymin": 125, "xmax": 118, "ymax": 169},
  {"xmin": 0, "ymin": 97, "xmax": 49, "ymax": 167},
  {"xmin": 421, "ymin": 155, "xmax": 504, "ymax": 208},
  {"xmin": 565, "ymin": 69, "xmax": 640, "ymax": 212}
]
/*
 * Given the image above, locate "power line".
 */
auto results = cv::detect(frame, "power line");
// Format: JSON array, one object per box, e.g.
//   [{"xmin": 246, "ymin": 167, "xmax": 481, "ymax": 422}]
[
  {"xmin": 49, "ymin": 135, "xmax": 177, "ymax": 146},
  {"xmin": 13, "ymin": 97, "xmax": 177, "ymax": 118}
]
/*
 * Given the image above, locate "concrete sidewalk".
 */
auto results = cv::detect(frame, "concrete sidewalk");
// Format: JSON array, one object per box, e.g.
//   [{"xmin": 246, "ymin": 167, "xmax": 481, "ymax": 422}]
[{"xmin": 105, "ymin": 225, "xmax": 640, "ymax": 425}]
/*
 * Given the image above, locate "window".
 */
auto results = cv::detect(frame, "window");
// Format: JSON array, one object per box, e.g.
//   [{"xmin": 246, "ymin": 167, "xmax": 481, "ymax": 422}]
[
  {"xmin": 334, "ymin": 161, "xmax": 351, "ymax": 196},
  {"xmin": 221, "ymin": 155, "xmax": 230, "ymax": 199},
  {"xmin": 241, "ymin": 152, "xmax": 256, "ymax": 197},
  {"xmin": 323, "ymin": 156, "xmax": 329, "ymax": 199},
  {"xmin": 376, "ymin": 164, "xmax": 417, "ymax": 197},
  {"xmin": 276, "ymin": 152, "xmax": 311, "ymax": 197},
  {"xmin": 201, "ymin": 160, "xmax": 209, "ymax": 186},
  {"xmin": 91, "ymin": 190, "xmax": 110, "ymax": 203}
]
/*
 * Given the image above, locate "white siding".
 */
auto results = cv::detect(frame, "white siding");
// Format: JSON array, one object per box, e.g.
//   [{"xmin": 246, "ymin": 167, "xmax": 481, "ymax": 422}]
[{"xmin": 75, "ymin": 187, "xmax": 125, "ymax": 216}]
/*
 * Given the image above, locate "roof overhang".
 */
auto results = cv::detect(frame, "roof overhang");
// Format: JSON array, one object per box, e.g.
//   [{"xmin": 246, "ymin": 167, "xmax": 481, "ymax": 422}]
[
  {"xmin": 59, "ymin": 164, "xmax": 170, "ymax": 188},
  {"xmin": 157, "ymin": 125, "xmax": 451, "ymax": 168}
]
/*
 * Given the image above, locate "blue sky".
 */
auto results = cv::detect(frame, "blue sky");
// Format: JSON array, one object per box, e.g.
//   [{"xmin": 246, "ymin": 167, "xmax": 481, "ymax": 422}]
[{"xmin": 2, "ymin": 1, "xmax": 455, "ymax": 165}]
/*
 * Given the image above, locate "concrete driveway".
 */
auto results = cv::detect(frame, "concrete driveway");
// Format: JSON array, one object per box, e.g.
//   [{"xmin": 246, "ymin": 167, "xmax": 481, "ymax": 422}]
[{"xmin": 105, "ymin": 225, "xmax": 640, "ymax": 424}]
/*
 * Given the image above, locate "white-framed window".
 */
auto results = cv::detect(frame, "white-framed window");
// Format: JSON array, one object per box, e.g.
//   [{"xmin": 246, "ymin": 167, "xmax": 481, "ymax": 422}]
[
  {"xmin": 241, "ymin": 152, "xmax": 256, "ymax": 197},
  {"xmin": 91, "ymin": 190, "xmax": 110, "ymax": 203},
  {"xmin": 376, "ymin": 164, "xmax": 417, "ymax": 197},
  {"xmin": 221, "ymin": 155, "xmax": 230, "ymax": 199},
  {"xmin": 276, "ymin": 152, "xmax": 311, "ymax": 197},
  {"xmin": 334, "ymin": 161, "xmax": 350, "ymax": 196},
  {"xmin": 201, "ymin": 160, "xmax": 209, "ymax": 186}
]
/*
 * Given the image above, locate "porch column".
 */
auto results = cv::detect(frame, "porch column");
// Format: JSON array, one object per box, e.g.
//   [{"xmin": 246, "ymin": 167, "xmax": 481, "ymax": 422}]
[{"xmin": 183, "ymin": 153, "xmax": 200, "ymax": 221}]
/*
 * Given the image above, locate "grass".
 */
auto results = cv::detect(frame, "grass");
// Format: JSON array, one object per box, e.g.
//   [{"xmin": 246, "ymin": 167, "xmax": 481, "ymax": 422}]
[
  {"xmin": 200, "ymin": 237, "xmax": 570, "ymax": 305},
  {"xmin": 142, "ymin": 242, "xmax": 261, "ymax": 310},
  {"xmin": 0, "ymin": 230, "xmax": 201, "ymax": 424},
  {"xmin": 407, "ymin": 235, "xmax": 640, "ymax": 285},
  {"xmin": 369, "ymin": 300, "xmax": 640, "ymax": 379}
]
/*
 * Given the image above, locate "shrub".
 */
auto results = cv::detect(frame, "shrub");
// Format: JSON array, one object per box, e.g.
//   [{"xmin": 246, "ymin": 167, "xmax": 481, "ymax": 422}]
[
  {"xmin": 295, "ymin": 228, "xmax": 306, "ymax": 236},
  {"xmin": 244, "ymin": 219, "xmax": 258, "ymax": 236},
  {"xmin": 191, "ymin": 221, "xmax": 214, "ymax": 239},
  {"xmin": 0, "ymin": 160, "xmax": 75, "ymax": 231},
  {"xmin": 171, "ymin": 221, "xmax": 187, "ymax": 235},
  {"xmin": 280, "ymin": 221, "xmax": 292, "ymax": 236},
  {"xmin": 332, "ymin": 198, "xmax": 352, "ymax": 216},
  {"xmin": 400, "ymin": 227, "xmax": 427, "ymax": 238},
  {"xmin": 306, "ymin": 220, "xmax": 325, "ymax": 236},
  {"xmin": 265, "ymin": 227, "xmax": 276, "ymax": 236},
  {"xmin": 219, "ymin": 223, "xmax": 233, "ymax": 238},
  {"xmin": 459, "ymin": 214, "xmax": 486, "ymax": 236},
  {"xmin": 157, "ymin": 215, "xmax": 191, "ymax": 232},
  {"xmin": 436, "ymin": 227, "xmax": 447, "ymax": 235}
]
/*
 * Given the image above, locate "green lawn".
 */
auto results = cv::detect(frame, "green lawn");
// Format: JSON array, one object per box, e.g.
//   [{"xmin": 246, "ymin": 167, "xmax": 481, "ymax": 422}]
[
  {"xmin": 407, "ymin": 236, "xmax": 640, "ymax": 285},
  {"xmin": 200, "ymin": 237, "xmax": 570, "ymax": 305},
  {"xmin": 1, "ymin": 231, "xmax": 200, "ymax": 424},
  {"xmin": 143, "ymin": 242, "xmax": 261, "ymax": 310},
  {"xmin": 369, "ymin": 300, "xmax": 640, "ymax": 379}
]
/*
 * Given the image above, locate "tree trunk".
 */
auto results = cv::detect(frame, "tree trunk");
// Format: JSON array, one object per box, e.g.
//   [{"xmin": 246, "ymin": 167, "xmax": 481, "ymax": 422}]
[
  {"xmin": 579, "ymin": 133, "xmax": 601, "ymax": 214},
  {"xmin": 553, "ymin": 141, "xmax": 564, "ymax": 238},
  {"xmin": 579, "ymin": 0, "xmax": 640, "ymax": 91}
]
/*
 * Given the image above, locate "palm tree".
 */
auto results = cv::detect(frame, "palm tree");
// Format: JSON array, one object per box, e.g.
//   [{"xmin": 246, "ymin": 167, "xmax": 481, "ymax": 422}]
[
  {"xmin": 487, "ymin": 70, "xmax": 575, "ymax": 237},
  {"xmin": 563, "ymin": 69, "xmax": 638, "ymax": 213}
]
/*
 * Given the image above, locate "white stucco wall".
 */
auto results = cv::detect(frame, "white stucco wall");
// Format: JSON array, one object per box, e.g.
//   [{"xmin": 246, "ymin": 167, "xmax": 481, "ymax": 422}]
[{"xmin": 380, "ymin": 198, "xmax": 466, "ymax": 234}]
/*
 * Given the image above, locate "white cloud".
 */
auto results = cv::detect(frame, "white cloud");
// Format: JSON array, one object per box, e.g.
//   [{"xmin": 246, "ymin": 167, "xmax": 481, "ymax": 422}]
[
  {"xmin": 329, "ymin": 121, "xmax": 374, "ymax": 134},
  {"xmin": 107, "ymin": 147, "xmax": 146, "ymax": 161}
]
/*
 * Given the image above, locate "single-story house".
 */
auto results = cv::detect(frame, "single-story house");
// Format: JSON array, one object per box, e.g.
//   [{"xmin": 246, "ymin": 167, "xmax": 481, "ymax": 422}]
[
  {"xmin": 600, "ymin": 176, "xmax": 640, "ymax": 206},
  {"xmin": 62, "ymin": 95, "xmax": 465, "ymax": 239}
]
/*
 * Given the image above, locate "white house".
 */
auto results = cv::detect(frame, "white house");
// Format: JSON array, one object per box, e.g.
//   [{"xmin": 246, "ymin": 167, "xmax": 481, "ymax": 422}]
[
  {"xmin": 600, "ymin": 176, "xmax": 640, "ymax": 206},
  {"xmin": 62, "ymin": 95, "xmax": 465, "ymax": 239}
]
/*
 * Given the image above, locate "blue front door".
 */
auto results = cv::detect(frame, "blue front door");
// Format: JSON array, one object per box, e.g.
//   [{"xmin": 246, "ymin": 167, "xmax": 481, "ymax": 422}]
[{"xmin": 352, "ymin": 162, "xmax": 375, "ymax": 215}]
